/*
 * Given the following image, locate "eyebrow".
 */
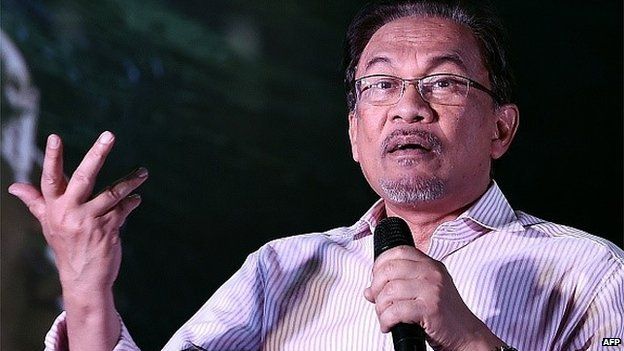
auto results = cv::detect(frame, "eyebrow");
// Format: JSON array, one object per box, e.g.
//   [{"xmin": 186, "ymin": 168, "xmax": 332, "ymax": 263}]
[
  {"xmin": 362, "ymin": 52, "xmax": 468, "ymax": 74},
  {"xmin": 428, "ymin": 53, "xmax": 467, "ymax": 71},
  {"xmin": 363, "ymin": 56, "xmax": 392, "ymax": 72}
]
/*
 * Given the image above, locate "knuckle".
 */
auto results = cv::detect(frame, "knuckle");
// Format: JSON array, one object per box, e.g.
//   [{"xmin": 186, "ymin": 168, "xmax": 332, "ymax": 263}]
[
  {"xmin": 375, "ymin": 294, "xmax": 391, "ymax": 312},
  {"xmin": 375, "ymin": 300, "xmax": 385, "ymax": 316},
  {"xmin": 373, "ymin": 260, "xmax": 393, "ymax": 277},
  {"xmin": 427, "ymin": 262, "xmax": 447, "ymax": 282},
  {"xmin": 384, "ymin": 280, "xmax": 398, "ymax": 296},
  {"xmin": 383, "ymin": 261, "xmax": 396, "ymax": 276},
  {"xmin": 41, "ymin": 172, "xmax": 58, "ymax": 185},
  {"xmin": 101, "ymin": 209, "xmax": 124, "ymax": 228},
  {"xmin": 98, "ymin": 212, "xmax": 116, "ymax": 225},
  {"xmin": 104, "ymin": 186, "xmax": 124, "ymax": 201},
  {"xmin": 386, "ymin": 303, "xmax": 401, "ymax": 322},
  {"xmin": 96, "ymin": 212, "xmax": 111, "ymax": 225},
  {"xmin": 411, "ymin": 296, "xmax": 426, "ymax": 311},
  {"xmin": 395, "ymin": 246, "xmax": 412, "ymax": 256},
  {"xmin": 71, "ymin": 170, "xmax": 91, "ymax": 185}
]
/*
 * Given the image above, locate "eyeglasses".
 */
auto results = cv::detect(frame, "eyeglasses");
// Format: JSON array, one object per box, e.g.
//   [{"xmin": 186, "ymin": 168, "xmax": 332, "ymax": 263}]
[{"xmin": 354, "ymin": 73, "xmax": 500, "ymax": 107}]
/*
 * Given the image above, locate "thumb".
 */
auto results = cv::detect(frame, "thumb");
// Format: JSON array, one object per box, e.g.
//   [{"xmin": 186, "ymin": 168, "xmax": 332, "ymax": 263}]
[{"xmin": 8, "ymin": 183, "xmax": 46, "ymax": 219}]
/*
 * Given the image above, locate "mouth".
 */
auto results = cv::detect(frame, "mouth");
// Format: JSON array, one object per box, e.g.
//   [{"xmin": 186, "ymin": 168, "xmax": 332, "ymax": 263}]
[
  {"xmin": 387, "ymin": 142, "xmax": 431, "ymax": 154},
  {"xmin": 381, "ymin": 129, "xmax": 442, "ymax": 162},
  {"xmin": 384, "ymin": 134, "xmax": 436, "ymax": 155}
]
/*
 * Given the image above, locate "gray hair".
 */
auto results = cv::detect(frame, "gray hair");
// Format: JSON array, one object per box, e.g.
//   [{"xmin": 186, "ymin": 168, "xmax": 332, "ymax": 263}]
[{"xmin": 343, "ymin": 0, "xmax": 515, "ymax": 111}]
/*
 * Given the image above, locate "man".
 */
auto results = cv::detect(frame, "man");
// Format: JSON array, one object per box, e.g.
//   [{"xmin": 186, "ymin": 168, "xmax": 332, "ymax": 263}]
[{"xmin": 9, "ymin": 1, "xmax": 623, "ymax": 350}]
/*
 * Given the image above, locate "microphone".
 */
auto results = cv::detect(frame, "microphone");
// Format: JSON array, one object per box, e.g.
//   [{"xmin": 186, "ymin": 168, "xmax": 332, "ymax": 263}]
[{"xmin": 374, "ymin": 217, "xmax": 427, "ymax": 351}]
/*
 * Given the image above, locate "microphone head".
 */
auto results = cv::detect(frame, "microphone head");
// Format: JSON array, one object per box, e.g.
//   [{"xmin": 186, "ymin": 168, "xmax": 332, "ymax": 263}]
[{"xmin": 374, "ymin": 217, "xmax": 415, "ymax": 259}]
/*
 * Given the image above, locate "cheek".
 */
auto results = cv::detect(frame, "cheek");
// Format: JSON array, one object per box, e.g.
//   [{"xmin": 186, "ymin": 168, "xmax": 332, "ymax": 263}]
[
  {"xmin": 353, "ymin": 117, "xmax": 386, "ymax": 179},
  {"xmin": 356, "ymin": 128, "xmax": 379, "ymax": 167},
  {"xmin": 439, "ymin": 109, "xmax": 493, "ymax": 164},
  {"xmin": 355, "ymin": 108, "xmax": 386, "ymax": 153}
]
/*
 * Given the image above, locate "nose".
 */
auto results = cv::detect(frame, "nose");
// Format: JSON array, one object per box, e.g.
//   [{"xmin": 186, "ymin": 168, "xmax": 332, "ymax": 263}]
[{"xmin": 388, "ymin": 82, "xmax": 435, "ymax": 124}]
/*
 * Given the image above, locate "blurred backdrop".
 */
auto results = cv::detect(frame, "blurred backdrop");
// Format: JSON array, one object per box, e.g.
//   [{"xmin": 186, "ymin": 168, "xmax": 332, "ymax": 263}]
[{"xmin": 1, "ymin": 0, "xmax": 622, "ymax": 349}]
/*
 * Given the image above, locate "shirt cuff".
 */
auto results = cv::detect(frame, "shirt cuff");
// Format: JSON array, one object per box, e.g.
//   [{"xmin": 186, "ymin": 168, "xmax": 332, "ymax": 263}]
[{"xmin": 44, "ymin": 311, "xmax": 141, "ymax": 351}]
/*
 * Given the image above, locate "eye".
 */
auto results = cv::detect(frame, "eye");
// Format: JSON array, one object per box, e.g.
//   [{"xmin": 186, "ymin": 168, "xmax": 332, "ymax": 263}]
[
  {"xmin": 430, "ymin": 77, "xmax": 461, "ymax": 89},
  {"xmin": 359, "ymin": 76, "xmax": 400, "ymax": 93},
  {"xmin": 373, "ymin": 79, "xmax": 397, "ymax": 90},
  {"xmin": 420, "ymin": 75, "xmax": 469, "ymax": 96}
]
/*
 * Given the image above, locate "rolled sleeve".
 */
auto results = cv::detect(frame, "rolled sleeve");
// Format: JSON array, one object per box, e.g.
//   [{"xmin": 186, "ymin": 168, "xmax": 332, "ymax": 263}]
[{"xmin": 43, "ymin": 311, "xmax": 140, "ymax": 351}]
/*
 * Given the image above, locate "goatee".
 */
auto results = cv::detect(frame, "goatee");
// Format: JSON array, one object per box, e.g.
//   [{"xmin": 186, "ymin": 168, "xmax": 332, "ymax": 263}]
[{"xmin": 379, "ymin": 176, "xmax": 444, "ymax": 204}]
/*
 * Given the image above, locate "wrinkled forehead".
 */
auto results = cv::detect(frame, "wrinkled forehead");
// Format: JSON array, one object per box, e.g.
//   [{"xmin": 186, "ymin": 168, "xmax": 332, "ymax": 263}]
[{"xmin": 356, "ymin": 16, "xmax": 486, "ymax": 78}]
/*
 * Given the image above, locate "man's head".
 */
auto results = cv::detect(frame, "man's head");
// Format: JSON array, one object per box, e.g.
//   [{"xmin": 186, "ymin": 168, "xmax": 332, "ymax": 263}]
[
  {"xmin": 344, "ymin": 1, "xmax": 519, "ymax": 211},
  {"xmin": 344, "ymin": 0, "xmax": 515, "ymax": 111}
]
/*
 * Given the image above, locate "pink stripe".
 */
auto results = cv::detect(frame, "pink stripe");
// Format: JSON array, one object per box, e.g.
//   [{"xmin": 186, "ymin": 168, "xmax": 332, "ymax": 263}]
[{"xmin": 43, "ymin": 182, "xmax": 624, "ymax": 351}]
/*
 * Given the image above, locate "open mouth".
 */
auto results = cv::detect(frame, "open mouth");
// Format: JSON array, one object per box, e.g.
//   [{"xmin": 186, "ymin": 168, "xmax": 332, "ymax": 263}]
[
  {"xmin": 382, "ymin": 129, "xmax": 442, "ymax": 157},
  {"xmin": 386, "ymin": 137, "xmax": 433, "ymax": 154},
  {"xmin": 389, "ymin": 142, "xmax": 430, "ymax": 153}
]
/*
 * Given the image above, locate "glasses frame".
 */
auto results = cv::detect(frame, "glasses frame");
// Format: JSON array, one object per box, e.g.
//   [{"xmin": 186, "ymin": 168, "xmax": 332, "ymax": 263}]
[{"xmin": 354, "ymin": 73, "xmax": 501, "ymax": 107}]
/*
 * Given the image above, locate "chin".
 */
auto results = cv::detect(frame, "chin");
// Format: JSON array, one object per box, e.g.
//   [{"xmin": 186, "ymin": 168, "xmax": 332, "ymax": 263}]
[{"xmin": 378, "ymin": 176, "xmax": 445, "ymax": 205}]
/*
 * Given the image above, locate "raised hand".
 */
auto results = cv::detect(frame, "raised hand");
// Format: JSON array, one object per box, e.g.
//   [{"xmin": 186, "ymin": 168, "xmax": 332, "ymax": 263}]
[
  {"xmin": 8, "ymin": 131, "xmax": 147, "ymax": 350},
  {"xmin": 364, "ymin": 246, "xmax": 505, "ymax": 351}
]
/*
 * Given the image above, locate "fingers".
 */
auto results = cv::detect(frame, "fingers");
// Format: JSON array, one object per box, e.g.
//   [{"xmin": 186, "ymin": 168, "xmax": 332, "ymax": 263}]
[
  {"xmin": 365, "ymin": 259, "xmax": 427, "ymax": 301},
  {"xmin": 41, "ymin": 134, "xmax": 67, "ymax": 199},
  {"xmin": 8, "ymin": 183, "xmax": 45, "ymax": 219},
  {"xmin": 377, "ymin": 299, "xmax": 425, "ymax": 333},
  {"xmin": 374, "ymin": 278, "xmax": 425, "ymax": 317},
  {"xmin": 377, "ymin": 245, "xmax": 428, "ymax": 261},
  {"xmin": 365, "ymin": 248, "xmax": 451, "ymax": 333},
  {"xmin": 10, "ymin": 131, "xmax": 146, "ymax": 224},
  {"xmin": 65, "ymin": 131, "xmax": 115, "ymax": 203},
  {"xmin": 87, "ymin": 167, "xmax": 148, "ymax": 215},
  {"xmin": 98, "ymin": 193, "xmax": 143, "ymax": 227},
  {"xmin": 366, "ymin": 246, "xmax": 431, "ymax": 300},
  {"xmin": 117, "ymin": 193, "xmax": 143, "ymax": 219}
]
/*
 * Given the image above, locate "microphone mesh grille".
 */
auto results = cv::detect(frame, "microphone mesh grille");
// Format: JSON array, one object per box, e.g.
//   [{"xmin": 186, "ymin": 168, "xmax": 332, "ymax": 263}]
[{"xmin": 373, "ymin": 217, "xmax": 415, "ymax": 259}]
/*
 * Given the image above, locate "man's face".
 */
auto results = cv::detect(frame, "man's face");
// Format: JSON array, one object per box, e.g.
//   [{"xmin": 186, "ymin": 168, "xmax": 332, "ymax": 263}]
[{"xmin": 349, "ymin": 16, "xmax": 517, "ymax": 210}]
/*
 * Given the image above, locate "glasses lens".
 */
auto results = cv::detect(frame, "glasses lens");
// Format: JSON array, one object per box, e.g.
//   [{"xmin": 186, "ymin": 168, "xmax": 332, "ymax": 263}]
[
  {"xmin": 419, "ymin": 74, "xmax": 470, "ymax": 106},
  {"xmin": 356, "ymin": 76, "xmax": 402, "ymax": 106}
]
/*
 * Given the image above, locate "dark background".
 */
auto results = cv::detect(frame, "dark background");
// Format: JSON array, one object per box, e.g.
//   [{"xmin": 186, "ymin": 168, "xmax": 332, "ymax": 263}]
[{"xmin": 1, "ymin": 1, "xmax": 622, "ymax": 349}]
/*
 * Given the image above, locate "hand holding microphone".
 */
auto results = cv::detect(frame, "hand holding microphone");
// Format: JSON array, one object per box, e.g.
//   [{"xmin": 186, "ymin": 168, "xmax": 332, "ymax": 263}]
[
  {"xmin": 365, "ymin": 217, "xmax": 505, "ymax": 351},
  {"xmin": 371, "ymin": 217, "xmax": 426, "ymax": 351}
]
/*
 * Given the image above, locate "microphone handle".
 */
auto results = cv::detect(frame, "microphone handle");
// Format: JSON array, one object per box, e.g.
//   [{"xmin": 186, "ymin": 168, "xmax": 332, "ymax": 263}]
[{"xmin": 392, "ymin": 322, "xmax": 427, "ymax": 351}]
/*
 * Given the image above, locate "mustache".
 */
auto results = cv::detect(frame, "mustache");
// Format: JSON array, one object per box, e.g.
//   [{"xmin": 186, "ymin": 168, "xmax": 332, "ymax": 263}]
[{"xmin": 381, "ymin": 129, "xmax": 443, "ymax": 154}]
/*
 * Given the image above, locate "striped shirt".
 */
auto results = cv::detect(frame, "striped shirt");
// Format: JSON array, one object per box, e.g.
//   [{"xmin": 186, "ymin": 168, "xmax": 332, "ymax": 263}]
[{"xmin": 45, "ymin": 182, "xmax": 624, "ymax": 350}]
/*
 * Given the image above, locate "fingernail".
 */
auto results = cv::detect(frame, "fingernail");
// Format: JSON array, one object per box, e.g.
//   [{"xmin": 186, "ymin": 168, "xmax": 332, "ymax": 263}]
[
  {"xmin": 135, "ymin": 167, "xmax": 148, "ymax": 178},
  {"xmin": 99, "ymin": 131, "xmax": 114, "ymax": 144},
  {"xmin": 128, "ymin": 194, "xmax": 141, "ymax": 200},
  {"xmin": 48, "ymin": 134, "xmax": 60, "ymax": 149}
]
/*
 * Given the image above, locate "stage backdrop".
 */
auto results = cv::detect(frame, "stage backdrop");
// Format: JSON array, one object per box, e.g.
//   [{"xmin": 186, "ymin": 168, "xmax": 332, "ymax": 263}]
[{"xmin": 1, "ymin": 1, "xmax": 622, "ymax": 349}]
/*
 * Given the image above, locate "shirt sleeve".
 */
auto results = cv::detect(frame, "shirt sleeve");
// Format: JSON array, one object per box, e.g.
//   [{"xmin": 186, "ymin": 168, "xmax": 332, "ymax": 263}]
[
  {"xmin": 43, "ymin": 311, "xmax": 141, "ymax": 351},
  {"xmin": 43, "ymin": 248, "xmax": 266, "ymax": 351},
  {"xmin": 562, "ymin": 261, "xmax": 624, "ymax": 350},
  {"xmin": 161, "ymin": 249, "xmax": 265, "ymax": 351}
]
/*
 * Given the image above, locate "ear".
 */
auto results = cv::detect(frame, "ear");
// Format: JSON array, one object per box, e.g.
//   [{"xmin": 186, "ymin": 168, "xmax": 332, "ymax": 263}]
[
  {"xmin": 491, "ymin": 103, "xmax": 519, "ymax": 160},
  {"xmin": 348, "ymin": 111, "xmax": 360, "ymax": 163}
]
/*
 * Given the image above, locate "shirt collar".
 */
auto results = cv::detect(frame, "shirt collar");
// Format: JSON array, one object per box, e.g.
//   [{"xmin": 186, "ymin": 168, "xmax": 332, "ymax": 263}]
[
  {"xmin": 354, "ymin": 180, "xmax": 523, "ymax": 239},
  {"xmin": 456, "ymin": 180, "xmax": 522, "ymax": 232}
]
